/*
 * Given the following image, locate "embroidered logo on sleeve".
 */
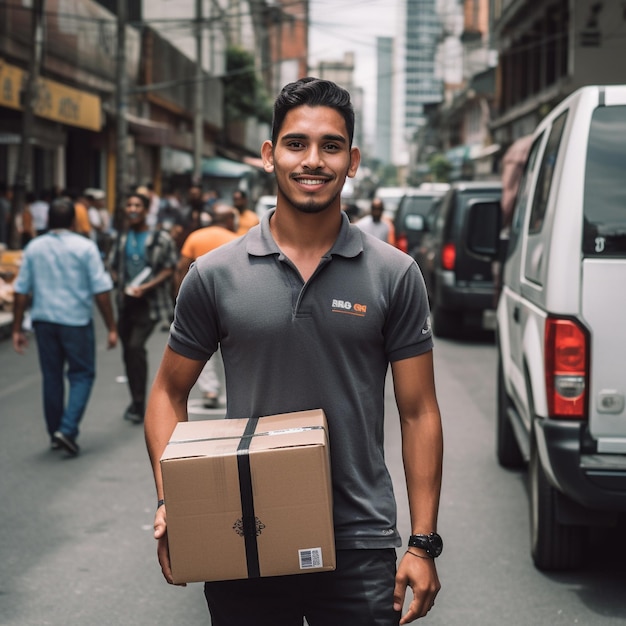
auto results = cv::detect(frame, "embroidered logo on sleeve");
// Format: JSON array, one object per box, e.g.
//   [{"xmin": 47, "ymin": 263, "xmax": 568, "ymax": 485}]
[
  {"xmin": 422, "ymin": 316, "xmax": 432, "ymax": 335},
  {"xmin": 331, "ymin": 299, "xmax": 367, "ymax": 317}
]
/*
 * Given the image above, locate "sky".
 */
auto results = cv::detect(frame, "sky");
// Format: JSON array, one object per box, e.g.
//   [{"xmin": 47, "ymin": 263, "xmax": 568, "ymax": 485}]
[{"xmin": 308, "ymin": 0, "xmax": 399, "ymax": 147}]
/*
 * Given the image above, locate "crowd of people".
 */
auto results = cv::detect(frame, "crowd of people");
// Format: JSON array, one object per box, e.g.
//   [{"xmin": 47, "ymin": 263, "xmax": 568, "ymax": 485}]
[{"xmin": 9, "ymin": 181, "xmax": 261, "ymax": 452}]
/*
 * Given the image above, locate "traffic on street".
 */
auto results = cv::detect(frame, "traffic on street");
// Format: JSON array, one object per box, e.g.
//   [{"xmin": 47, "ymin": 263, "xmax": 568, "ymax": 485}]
[{"xmin": 1, "ymin": 323, "xmax": 625, "ymax": 625}]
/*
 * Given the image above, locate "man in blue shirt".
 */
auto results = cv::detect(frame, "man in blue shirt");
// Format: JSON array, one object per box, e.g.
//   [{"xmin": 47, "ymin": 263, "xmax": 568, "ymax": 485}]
[{"xmin": 12, "ymin": 198, "xmax": 118, "ymax": 456}]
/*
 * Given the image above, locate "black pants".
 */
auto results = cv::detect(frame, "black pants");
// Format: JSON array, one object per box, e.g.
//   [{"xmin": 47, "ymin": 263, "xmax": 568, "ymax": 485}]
[
  {"xmin": 117, "ymin": 296, "xmax": 156, "ymax": 412},
  {"xmin": 204, "ymin": 549, "xmax": 400, "ymax": 626}
]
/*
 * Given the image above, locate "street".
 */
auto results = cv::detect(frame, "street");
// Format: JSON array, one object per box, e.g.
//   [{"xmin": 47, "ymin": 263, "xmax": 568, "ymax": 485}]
[{"xmin": 1, "ymin": 323, "xmax": 626, "ymax": 625}]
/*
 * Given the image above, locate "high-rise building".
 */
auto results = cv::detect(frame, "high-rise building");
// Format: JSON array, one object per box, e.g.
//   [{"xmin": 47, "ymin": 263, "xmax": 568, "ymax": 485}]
[
  {"xmin": 375, "ymin": 37, "xmax": 393, "ymax": 165},
  {"xmin": 393, "ymin": 0, "xmax": 443, "ymax": 165}
]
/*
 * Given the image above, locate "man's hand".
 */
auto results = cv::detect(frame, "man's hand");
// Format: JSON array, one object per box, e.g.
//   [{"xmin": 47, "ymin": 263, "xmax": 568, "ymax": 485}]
[
  {"xmin": 12, "ymin": 330, "xmax": 28, "ymax": 354},
  {"xmin": 106, "ymin": 330, "xmax": 118, "ymax": 349},
  {"xmin": 153, "ymin": 505, "xmax": 186, "ymax": 587},
  {"xmin": 393, "ymin": 551, "xmax": 440, "ymax": 623}
]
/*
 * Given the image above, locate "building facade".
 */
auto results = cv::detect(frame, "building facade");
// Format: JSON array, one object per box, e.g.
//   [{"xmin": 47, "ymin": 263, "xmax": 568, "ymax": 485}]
[{"xmin": 490, "ymin": 0, "xmax": 626, "ymax": 148}]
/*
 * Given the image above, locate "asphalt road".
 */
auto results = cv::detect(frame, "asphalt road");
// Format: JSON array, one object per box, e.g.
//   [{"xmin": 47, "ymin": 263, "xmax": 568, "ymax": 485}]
[{"xmin": 1, "ymin": 322, "xmax": 625, "ymax": 625}]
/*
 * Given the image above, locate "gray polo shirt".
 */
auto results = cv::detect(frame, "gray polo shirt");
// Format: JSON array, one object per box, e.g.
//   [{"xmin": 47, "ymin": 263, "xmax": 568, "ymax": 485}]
[{"xmin": 170, "ymin": 209, "xmax": 433, "ymax": 550}]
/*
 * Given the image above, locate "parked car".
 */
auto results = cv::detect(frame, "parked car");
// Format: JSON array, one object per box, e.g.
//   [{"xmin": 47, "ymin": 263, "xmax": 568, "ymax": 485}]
[
  {"xmin": 467, "ymin": 84, "xmax": 626, "ymax": 571},
  {"xmin": 412, "ymin": 180, "xmax": 501, "ymax": 337},
  {"xmin": 392, "ymin": 186, "xmax": 449, "ymax": 254}
]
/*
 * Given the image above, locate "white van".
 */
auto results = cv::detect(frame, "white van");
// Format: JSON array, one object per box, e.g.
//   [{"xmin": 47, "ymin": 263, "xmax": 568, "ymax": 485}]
[{"xmin": 469, "ymin": 85, "xmax": 626, "ymax": 570}]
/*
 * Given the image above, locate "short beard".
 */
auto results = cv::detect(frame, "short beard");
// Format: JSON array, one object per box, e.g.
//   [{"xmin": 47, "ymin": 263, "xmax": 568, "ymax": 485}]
[{"xmin": 276, "ymin": 181, "xmax": 343, "ymax": 215}]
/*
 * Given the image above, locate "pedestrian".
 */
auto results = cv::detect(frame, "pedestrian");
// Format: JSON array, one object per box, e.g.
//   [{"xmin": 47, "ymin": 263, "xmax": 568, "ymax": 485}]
[
  {"xmin": 20, "ymin": 192, "xmax": 37, "ymax": 247},
  {"xmin": 156, "ymin": 194, "xmax": 187, "ymax": 251},
  {"xmin": 84, "ymin": 188, "xmax": 112, "ymax": 257},
  {"xmin": 145, "ymin": 77, "xmax": 443, "ymax": 624},
  {"xmin": 29, "ymin": 190, "xmax": 51, "ymax": 236},
  {"xmin": 67, "ymin": 188, "xmax": 93, "ymax": 238},
  {"xmin": 174, "ymin": 203, "xmax": 240, "ymax": 408},
  {"xmin": 232, "ymin": 189, "xmax": 259, "ymax": 235},
  {"xmin": 107, "ymin": 192, "xmax": 178, "ymax": 424},
  {"xmin": 11, "ymin": 198, "xmax": 118, "ymax": 456},
  {"xmin": 356, "ymin": 197, "xmax": 396, "ymax": 245},
  {"xmin": 181, "ymin": 183, "xmax": 204, "ymax": 238}
]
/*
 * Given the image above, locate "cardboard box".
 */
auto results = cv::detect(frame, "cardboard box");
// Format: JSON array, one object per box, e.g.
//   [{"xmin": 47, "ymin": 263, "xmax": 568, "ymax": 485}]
[{"xmin": 160, "ymin": 408, "xmax": 335, "ymax": 584}]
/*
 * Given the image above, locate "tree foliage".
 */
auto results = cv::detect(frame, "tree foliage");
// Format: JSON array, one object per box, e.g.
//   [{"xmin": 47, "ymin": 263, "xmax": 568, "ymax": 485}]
[
  {"xmin": 223, "ymin": 46, "xmax": 272, "ymax": 124},
  {"xmin": 428, "ymin": 154, "xmax": 452, "ymax": 182}
]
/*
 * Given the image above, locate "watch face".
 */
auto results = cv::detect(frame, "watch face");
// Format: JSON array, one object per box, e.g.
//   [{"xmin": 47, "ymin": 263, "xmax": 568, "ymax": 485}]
[{"xmin": 428, "ymin": 533, "xmax": 443, "ymax": 557}]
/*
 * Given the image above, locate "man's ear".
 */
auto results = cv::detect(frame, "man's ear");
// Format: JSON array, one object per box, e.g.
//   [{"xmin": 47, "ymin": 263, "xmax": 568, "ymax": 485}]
[
  {"xmin": 347, "ymin": 146, "xmax": 361, "ymax": 178},
  {"xmin": 261, "ymin": 140, "xmax": 274, "ymax": 173}
]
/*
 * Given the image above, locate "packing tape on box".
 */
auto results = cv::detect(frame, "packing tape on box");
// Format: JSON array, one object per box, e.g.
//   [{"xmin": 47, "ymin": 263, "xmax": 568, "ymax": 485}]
[
  {"xmin": 237, "ymin": 416, "xmax": 260, "ymax": 578},
  {"xmin": 167, "ymin": 425, "xmax": 324, "ymax": 446}
]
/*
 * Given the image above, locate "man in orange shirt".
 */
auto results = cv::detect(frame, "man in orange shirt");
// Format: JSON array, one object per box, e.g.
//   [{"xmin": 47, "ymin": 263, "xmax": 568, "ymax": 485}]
[
  {"xmin": 175, "ymin": 203, "xmax": 239, "ymax": 408},
  {"xmin": 232, "ymin": 190, "xmax": 259, "ymax": 235},
  {"xmin": 63, "ymin": 189, "xmax": 92, "ymax": 238}
]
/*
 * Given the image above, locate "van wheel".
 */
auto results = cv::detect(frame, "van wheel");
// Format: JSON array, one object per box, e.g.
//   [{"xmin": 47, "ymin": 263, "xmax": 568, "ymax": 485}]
[
  {"xmin": 496, "ymin": 358, "xmax": 524, "ymax": 468},
  {"xmin": 529, "ymin": 440, "xmax": 584, "ymax": 570},
  {"xmin": 432, "ymin": 304, "xmax": 459, "ymax": 338}
]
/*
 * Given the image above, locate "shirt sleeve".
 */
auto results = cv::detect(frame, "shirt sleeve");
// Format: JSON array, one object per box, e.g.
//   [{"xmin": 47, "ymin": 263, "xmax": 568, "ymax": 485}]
[
  {"xmin": 12, "ymin": 252, "xmax": 33, "ymax": 295},
  {"xmin": 384, "ymin": 261, "xmax": 433, "ymax": 362},
  {"xmin": 87, "ymin": 243, "xmax": 113, "ymax": 294},
  {"xmin": 168, "ymin": 262, "xmax": 218, "ymax": 361}
]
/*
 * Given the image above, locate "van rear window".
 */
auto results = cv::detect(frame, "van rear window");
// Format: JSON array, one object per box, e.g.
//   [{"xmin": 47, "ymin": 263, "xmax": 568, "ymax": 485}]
[{"xmin": 583, "ymin": 105, "xmax": 626, "ymax": 257}]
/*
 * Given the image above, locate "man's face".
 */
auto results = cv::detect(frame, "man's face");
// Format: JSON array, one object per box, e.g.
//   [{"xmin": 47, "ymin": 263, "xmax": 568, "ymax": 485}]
[
  {"xmin": 371, "ymin": 200, "xmax": 384, "ymax": 221},
  {"xmin": 125, "ymin": 197, "xmax": 147, "ymax": 226},
  {"xmin": 232, "ymin": 192, "xmax": 246, "ymax": 210},
  {"xmin": 262, "ymin": 105, "xmax": 360, "ymax": 215}
]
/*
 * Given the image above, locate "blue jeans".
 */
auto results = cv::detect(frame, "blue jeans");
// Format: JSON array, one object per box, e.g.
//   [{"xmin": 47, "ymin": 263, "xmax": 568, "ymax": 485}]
[{"xmin": 33, "ymin": 321, "xmax": 96, "ymax": 439}]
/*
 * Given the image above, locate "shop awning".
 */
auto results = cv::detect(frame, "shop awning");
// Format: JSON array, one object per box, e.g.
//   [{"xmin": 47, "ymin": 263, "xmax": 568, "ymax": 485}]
[
  {"xmin": 127, "ymin": 113, "xmax": 171, "ymax": 146},
  {"xmin": 202, "ymin": 156, "xmax": 255, "ymax": 178}
]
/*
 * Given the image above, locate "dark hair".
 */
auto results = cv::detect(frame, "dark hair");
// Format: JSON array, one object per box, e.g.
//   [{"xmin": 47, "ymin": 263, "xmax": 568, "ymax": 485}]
[
  {"xmin": 271, "ymin": 77, "xmax": 355, "ymax": 147},
  {"xmin": 48, "ymin": 198, "xmax": 76, "ymax": 229},
  {"xmin": 127, "ymin": 193, "xmax": 150, "ymax": 211}
]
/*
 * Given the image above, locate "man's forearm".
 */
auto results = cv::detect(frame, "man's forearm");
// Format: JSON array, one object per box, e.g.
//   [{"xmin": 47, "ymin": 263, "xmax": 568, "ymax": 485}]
[
  {"xmin": 94, "ymin": 291, "xmax": 116, "ymax": 332},
  {"xmin": 12, "ymin": 293, "xmax": 28, "ymax": 334},
  {"xmin": 401, "ymin": 411, "xmax": 443, "ymax": 534}
]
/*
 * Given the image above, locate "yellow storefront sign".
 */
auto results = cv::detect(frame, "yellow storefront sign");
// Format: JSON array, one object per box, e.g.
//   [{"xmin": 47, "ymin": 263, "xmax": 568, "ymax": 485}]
[{"xmin": 0, "ymin": 59, "xmax": 101, "ymax": 131}]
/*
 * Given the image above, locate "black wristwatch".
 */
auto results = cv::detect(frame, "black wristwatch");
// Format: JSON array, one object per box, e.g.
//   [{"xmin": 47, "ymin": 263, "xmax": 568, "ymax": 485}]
[{"xmin": 408, "ymin": 533, "xmax": 443, "ymax": 558}]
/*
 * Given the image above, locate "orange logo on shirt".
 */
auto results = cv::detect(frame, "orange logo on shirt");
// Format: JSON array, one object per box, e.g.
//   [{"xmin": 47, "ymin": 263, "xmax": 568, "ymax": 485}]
[{"xmin": 331, "ymin": 299, "xmax": 367, "ymax": 317}]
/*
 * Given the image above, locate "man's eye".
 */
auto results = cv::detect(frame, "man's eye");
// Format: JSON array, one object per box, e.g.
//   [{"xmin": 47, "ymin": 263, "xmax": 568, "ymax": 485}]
[
  {"xmin": 324, "ymin": 144, "xmax": 340, "ymax": 152},
  {"xmin": 287, "ymin": 141, "xmax": 304, "ymax": 149}
]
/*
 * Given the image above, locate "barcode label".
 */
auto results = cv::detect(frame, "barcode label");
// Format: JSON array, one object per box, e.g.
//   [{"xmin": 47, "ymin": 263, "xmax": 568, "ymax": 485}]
[{"xmin": 299, "ymin": 547, "xmax": 323, "ymax": 569}]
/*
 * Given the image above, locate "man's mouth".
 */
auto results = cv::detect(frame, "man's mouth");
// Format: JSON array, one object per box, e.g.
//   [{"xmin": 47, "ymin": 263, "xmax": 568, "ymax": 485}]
[
  {"xmin": 291, "ymin": 174, "xmax": 333, "ymax": 186},
  {"xmin": 299, "ymin": 178, "xmax": 326, "ymax": 186}
]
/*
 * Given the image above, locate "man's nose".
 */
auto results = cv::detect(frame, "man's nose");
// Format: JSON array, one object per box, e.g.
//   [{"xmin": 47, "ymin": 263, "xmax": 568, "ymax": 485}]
[{"xmin": 302, "ymin": 146, "xmax": 324, "ymax": 170}]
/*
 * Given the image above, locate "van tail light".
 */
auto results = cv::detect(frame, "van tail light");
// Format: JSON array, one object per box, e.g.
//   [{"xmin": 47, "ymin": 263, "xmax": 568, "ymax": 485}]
[
  {"xmin": 544, "ymin": 317, "xmax": 589, "ymax": 419},
  {"xmin": 396, "ymin": 234, "xmax": 408, "ymax": 253},
  {"xmin": 441, "ymin": 243, "xmax": 456, "ymax": 270}
]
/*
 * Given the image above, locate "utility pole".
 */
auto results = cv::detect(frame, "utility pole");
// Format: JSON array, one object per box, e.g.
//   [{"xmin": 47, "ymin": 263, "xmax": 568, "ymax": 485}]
[
  {"xmin": 114, "ymin": 0, "xmax": 128, "ymax": 230},
  {"xmin": 193, "ymin": 0, "xmax": 203, "ymax": 186},
  {"xmin": 10, "ymin": 0, "xmax": 44, "ymax": 250}
]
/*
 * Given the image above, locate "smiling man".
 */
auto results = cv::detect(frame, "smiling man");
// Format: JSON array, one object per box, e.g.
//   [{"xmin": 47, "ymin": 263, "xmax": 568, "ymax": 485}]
[{"xmin": 145, "ymin": 78, "xmax": 444, "ymax": 625}]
